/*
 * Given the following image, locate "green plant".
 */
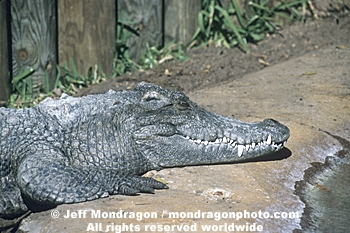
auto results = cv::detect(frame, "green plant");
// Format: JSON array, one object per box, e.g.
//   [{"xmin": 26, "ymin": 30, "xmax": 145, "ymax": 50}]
[
  {"xmin": 55, "ymin": 58, "xmax": 106, "ymax": 95},
  {"xmin": 141, "ymin": 41, "xmax": 189, "ymax": 69},
  {"xmin": 8, "ymin": 59, "xmax": 106, "ymax": 108},
  {"xmin": 9, "ymin": 68, "xmax": 42, "ymax": 108},
  {"xmin": 190, "ymin": 0, "xmax": 306, "ymax": 52},
  {"xmin": 115, "ymin": 11, "xmax": 190, "ymax": 72},
  {"xmin": 113, "ymin": 12, "xmax": 141, "ymax": 76}
]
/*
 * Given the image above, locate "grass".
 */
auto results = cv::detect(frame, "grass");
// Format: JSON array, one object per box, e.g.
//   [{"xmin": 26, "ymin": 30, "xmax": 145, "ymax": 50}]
[
  {"xmin": 190, "ymin": 0, "xmax": 307, "ymax": 52},
  {"xmin": 113, "ymin": 13, "xmax": 141, "ymax": 76},
  {"xmin": 8, "ymin": 60, "xmax": 106, "ymax": 108},
  {"xmin": 141, "ymin": 41, "xmax": 190, "ymax": 69},
  {"xmin": 7, "ymin": 0, "xmax": 307, "ymax": 108}
]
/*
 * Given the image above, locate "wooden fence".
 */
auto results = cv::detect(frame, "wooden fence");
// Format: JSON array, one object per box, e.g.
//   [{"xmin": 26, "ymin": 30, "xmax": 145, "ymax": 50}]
[
  {"xmin": 0, "ymin": 0, "xmax": 201, "ymax": 106},
  {"xmin": 0, "ymin": 0, "xmax": 10, "ymax": 105}
]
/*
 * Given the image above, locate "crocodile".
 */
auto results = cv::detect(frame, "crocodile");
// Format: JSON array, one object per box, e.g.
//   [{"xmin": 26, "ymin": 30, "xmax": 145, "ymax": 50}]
[{"xmin": 0, "ymin": 82, "xmax": 289, "ymax": 219}]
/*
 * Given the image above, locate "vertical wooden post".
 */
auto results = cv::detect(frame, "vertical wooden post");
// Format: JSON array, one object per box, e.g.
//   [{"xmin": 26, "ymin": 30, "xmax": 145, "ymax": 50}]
[
  {"xmin": 0, "ymin": 0, "xmax": 10, "ymax": 106},
  {"xmin": 117, "ymin": 0, "xmax": 163, "ymax": 61},
  {"xmin": 164, "ymin": 0, "xmax": 201, "ymax": 45},
  {"xmin": 58, "ymin": 0, "xmax": 116, "ymax": 76},
  {"xmin": 11, "ymin": 0, "xmax": 57, "ymax": 96}
]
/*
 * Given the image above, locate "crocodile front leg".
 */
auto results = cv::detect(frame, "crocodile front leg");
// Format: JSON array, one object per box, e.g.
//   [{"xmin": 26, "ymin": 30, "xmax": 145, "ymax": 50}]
[
  {"xmin": 16, "ymin": 148, "xmax": 168, "ymax": 205},
  {"xmin": 0, "ymin": 177, "xmax": 28, "ymax": 218}
]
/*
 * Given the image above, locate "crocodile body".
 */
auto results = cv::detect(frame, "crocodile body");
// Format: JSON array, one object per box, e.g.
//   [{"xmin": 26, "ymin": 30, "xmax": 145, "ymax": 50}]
[{"xmin": 0, "ymin": 82, "xmax": 289, "ymax": 219}]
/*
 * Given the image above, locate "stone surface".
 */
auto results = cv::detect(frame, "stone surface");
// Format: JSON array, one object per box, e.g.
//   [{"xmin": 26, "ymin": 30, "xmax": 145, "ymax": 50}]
[{"xmin": 16, "ymin": 44, "xmax": 349, "ymax": 232}]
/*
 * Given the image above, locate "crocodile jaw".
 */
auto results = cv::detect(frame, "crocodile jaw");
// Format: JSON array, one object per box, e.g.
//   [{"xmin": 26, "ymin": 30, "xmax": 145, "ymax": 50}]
[
  {"xmin": 184, "ymin": 133, "xmax": 286, "ymax": 158},
  {"xmin": 133, "ymin": 118, "xmax": 290, "ymax": 169}
]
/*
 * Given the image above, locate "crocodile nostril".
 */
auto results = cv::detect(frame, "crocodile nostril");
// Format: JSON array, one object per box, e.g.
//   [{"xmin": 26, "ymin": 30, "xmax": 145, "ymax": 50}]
[{"xmin": 263, "ymin": 118, "xmax": 278, "ymax": 125}]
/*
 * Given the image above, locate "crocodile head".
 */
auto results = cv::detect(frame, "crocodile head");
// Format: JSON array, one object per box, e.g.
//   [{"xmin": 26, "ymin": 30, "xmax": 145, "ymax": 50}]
[{"xmin": 131, "ymin": 82, "xmax": 290, "ymax": 169}]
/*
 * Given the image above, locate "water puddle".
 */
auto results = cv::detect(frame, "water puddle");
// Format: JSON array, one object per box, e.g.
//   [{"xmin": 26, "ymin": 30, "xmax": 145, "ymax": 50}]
[{"xmin": 294, "ymin": 133, "xmax": 350, "ymax": 232}]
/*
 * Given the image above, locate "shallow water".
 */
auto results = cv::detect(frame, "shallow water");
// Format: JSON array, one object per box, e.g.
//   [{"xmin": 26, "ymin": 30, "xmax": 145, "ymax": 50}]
[{"xmin": 296, "ymin": 153, "xmax": 350, "ymax": 233}]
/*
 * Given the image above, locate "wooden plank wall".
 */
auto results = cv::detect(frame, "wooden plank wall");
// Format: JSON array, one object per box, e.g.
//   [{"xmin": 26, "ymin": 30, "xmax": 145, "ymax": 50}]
[
  {"xmin": 117, "ymin": 0, "xmax": 163, "ymax": 62},
  {"xmin": 117, "ymin": 0, "xmax": 201, "ymax": 61},
  {"xmin": 2, "ymin": 0, "xmax": 203, "ymax": 104},
  {"xmin": 58, "ymin": 0, "xmax": 116, "ymax": 76},
  {"xmin": 0, "ymin": 0, "xmax": 10, "ymax": 106},
  {"xmin": 11, "ymin": 0, "xmax": 57, "ymax": 95},
  {"xmin": 164, "ymin": 0, "xmax": 201, "ymax": 45}
]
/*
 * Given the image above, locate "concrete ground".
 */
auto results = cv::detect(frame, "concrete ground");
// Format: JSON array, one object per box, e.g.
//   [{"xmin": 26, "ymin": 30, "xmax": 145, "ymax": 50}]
[{"xmin": 17, "ymin": 43, "xmax": 349, "ymax": 232}]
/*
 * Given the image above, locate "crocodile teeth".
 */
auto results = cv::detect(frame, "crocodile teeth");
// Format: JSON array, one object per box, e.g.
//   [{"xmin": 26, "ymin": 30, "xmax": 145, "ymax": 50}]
[
  {"xmin": 237, "ymin": 145, "xmax": 244, "ymax": 157},
  {"xmin": 184, "ymin": 134, "xmax": 286, "ymax": 157},
  {"xmin": 266, "ymin": 135, "xmax": 272, "ymax": 145}
]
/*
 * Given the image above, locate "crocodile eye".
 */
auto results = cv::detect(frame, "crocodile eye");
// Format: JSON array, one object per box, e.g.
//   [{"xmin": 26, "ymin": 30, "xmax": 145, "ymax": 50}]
[
  {"xmin": 177, "ymin": 101, "xmax": 190, "ymax": 110},
  {"xmin": 142, "ymin": 91, "xmax": 160, "ymax": 101}
]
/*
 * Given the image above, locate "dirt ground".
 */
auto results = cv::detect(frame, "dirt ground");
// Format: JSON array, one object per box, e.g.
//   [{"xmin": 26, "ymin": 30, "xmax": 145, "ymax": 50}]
[
  {"xmin": 5, "ymin": 15, "xmax": 350, "ymax": 233},
  {"xmin": 78, "ymin": 17, "xmax": 350, "ymax": 96}
]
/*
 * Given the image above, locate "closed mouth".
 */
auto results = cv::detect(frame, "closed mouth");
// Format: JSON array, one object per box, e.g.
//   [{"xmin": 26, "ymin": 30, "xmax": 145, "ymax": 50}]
[{"xmin": 184, "ymin": 134, "xmax": 287, "ymax": 157}]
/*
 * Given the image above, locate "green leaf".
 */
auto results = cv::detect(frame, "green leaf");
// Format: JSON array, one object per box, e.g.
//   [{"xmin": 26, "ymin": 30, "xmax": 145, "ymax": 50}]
[
  {"xmin": 69, "ymin": 57, "xmax": 79, "ymax": 78},
  {"xmin": 215, "ymin": 5, "xmax": 249, "ymax": 52},
  {"xmin": 231, "ymin": 0, "xmax": 246, "ymax": 28},
  {"xmin": 12, "ymin": 68, "xmax": 35, "ymax": 85},
  {"xmin": 249, "ymin": 32, "xmax": 265, "ymax": 41},
  {"xmin": 249, "ymin": 1, "xmax": 272, "ymax": 14},
  {"xmin": 246, "ymin": 15, "xmax": 260, "ymax": 27}
]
